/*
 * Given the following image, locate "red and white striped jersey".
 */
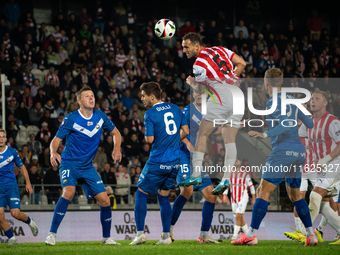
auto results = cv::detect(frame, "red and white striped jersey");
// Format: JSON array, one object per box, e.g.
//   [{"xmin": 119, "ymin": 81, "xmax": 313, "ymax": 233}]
[
  {"xmin": 301, "ymin": 111, "xmax": 340, "ymax": 163},
  {"xmin": 299, "ymin": 125, "xmax": 316, "ymax": 173},
  {"xmin": 193, "ymin": 46, "xmax": 240, "ymax": 87},
  {"xmin": 229, "ymin": 171, "xmax": 254, "ymax": 203},
  {"xmin": 45, "ymin": 72, "xmax": 60, "ymax": 83},
  {"xmin": 116, "ymin": 54, "xmax": 127, "ymax": 68}
]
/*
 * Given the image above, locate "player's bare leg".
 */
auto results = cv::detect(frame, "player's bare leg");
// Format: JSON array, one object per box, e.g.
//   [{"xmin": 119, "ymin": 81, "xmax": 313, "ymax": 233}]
[
  {"xmin": 233, "ymin": 213, "xmax": 247, "ymax": 239},
  {"xmin": 212, "ymin": 126, "xmax": 238, "ymax": 195},
  {"xmin": 315, "ymin": 197, "xmax": 337, "ymax": 242},
  {"xmin": 46, "ymin": 186, "xmax": 75, "ymax": 245},
  {"xmin": 94, "ymin": 191, "xmax": 120, "ymax": 245},
  {"xmin": 0, "ymin": 207, "xmax": 18, "ymax": 244},
  {"xmin": 9, "ymin": 208, "xmax": 39, "ymax": 237}
]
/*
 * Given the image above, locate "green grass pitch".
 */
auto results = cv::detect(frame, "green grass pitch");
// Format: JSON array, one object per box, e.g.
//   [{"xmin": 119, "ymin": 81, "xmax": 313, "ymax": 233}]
[{"xmin": 0, "ymin": 240, "xmax": 339, "ymax": 255}]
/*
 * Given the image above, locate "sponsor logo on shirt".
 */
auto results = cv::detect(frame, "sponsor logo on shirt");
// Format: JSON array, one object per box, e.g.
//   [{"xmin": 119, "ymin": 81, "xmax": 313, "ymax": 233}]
[
  {"xmin": 87, "ymin": 121, "xmax": 93, "ymax": 126},
  {"xmin": 96, "ymin": 180, "xmax": 103, "ymax": 184},
  {"xmin": 63, "ymin": 179, "xmax": 68, "ymax": 184}
]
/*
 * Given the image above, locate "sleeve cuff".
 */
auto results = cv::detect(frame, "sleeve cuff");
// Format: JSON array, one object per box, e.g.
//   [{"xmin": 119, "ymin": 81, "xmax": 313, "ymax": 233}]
[{"xmin": 263, "ymin": 132, "xmax": 268, "ymax": 138}]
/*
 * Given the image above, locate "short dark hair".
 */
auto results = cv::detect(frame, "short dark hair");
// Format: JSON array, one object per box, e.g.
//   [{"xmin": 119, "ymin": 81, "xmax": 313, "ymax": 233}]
[
  {"xmin": 140, "ymin": 82, "xmax": 161, "ymax": 100},
  {"xmin": 76, "ymin": 86, "xmax": 92, "ymax": 100},
  {"xmin": 182, "ymin": 32, "xmax": 203, "ymax": 46}
]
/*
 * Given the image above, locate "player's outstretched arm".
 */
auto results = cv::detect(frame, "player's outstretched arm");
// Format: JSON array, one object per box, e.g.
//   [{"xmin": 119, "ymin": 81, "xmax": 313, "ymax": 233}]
[
  {"xmin": 50, "ymin": 136, "xmax": 62, "ymax": 167},
  {"xmin": 19, "ymin": 165, "xmax": 33, "ymax": 195},
  {"xmin": 110, "ymin": 127, "xmax": 122, "ymax": 164},
  {"xmin": 180, "ymin": 125, "xmax": 189, "ymax": 141}
]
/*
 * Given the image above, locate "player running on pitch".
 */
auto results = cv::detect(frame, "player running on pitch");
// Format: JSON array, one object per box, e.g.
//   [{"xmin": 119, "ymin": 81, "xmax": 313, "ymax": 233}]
[
  {"xmin": 232, "ymin": 68, "xmax": 317, "ymax": 246},
  {"xmin": 0, "ymin": 129, "xmax": 38, "ymax": 245},
  {"xmin": 179, "ymin": 32, "xmax": 246, "ymax": 195}
]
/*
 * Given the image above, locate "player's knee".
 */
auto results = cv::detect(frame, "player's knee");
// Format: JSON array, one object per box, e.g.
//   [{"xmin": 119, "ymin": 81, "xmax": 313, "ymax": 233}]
[
  {"xmin": 10, "ymin": 211, "xmax": 20, "ymax": 219},
  {"xmin": 205, "ymin": 193, "xmax": 217, "ymax": 203},
  {"xmin": 181, "ymin": 188, "xmax": 193, "ymax": 199}
]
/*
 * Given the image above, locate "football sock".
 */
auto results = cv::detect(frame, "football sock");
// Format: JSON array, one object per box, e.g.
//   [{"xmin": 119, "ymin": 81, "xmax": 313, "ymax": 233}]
[
  {"xmin": 4, "ymin": 228, "xmax": 14, "ymax": 239},
  {"xmin": 248, "ymin": 198, "xmax": 268, "ymax": 238},
  {"xmin": 234, "ymin": 225, "xmax": 241, "ymax": 237},
  {"xmin": 201, "ymin": 201, "xmax": 215, "ymax": 232},
  {"xmin": 135, "ymin": 190, "xmax": 148, "ymax": 232},
  {"xmin": 317, "ymin": 215, "xmax": 328, "ymax": 231},
  {"xmin": 192, "ymin": 151, "xmax": 204, "ymax": 177},
  {"xmin": 320, "ymin": 201, "xmax": 340, "ymax": 234},
  {"xmin": 100, "ymin": 205, "xmax": 112, "ymax": 238},
  {"xmin": 158, "ymin": 193, "xmax": 171, "ymax": 233},
  {"xmin": 171, "ymin": 195, "xmax": 188, "ymax": 226},
  {"xmin": 294, "ymin": 217, "xmax": 302, "ymax": 231},
  {"xmin": 242, "ymin": 223, "xmax": 249, "ymax": 234},
  {"xmin": 293, "ymin": 199, "xmax": 313, "ymax": 237},
  {"xmin": 50, "ymin": 197, "xmax": 71, "ymax": 233},
  {"xmin": 309, "ymin": 191, "xmax": 323, "ymax": 223},
  {"xmin": 24, "ymin": 215, "xmax": 31, "ymax": 224},
  {"xmin": 222, "ymin": 143, "xmax": 237, "ymax": 181}
]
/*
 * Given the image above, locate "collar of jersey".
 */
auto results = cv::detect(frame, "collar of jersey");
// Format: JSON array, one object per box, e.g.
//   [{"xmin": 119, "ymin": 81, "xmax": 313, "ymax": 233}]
[
  {"xmin": 0, "ymin": 146, "xmax": 8, "ymax": 154},
  {"xmin": 78, "ymin": 109, "xmax": 93, "ymax": 120},
  {"xmin": 153, "ymin": 102, "xmax": 164, "ymax": 107}
]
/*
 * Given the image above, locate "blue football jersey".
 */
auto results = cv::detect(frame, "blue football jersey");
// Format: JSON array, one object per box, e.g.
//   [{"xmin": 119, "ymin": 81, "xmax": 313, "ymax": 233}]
[
  {"xmin": 266, "ymin": 92, "xmax": 313, "ymax": 150},
  {"xmin": 0, "ymin": 146, "xmax": 23, "ymax": 184},
  {"xmin": 180, "ymin": 103, "xmax": 202, "ymax": 152},
  {"xmin": 144, "ymin": 102, "xmax": 187, "ymax": 163},
  {"xmin": 56, "ymin": 109, "xmax": 115, "ymax": 166}
]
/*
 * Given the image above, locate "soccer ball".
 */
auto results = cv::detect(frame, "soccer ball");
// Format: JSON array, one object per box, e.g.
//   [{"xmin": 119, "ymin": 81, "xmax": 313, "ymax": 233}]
[{"xmin": 154, "ymin": 19, "xmax": 176, "ymax": 40}]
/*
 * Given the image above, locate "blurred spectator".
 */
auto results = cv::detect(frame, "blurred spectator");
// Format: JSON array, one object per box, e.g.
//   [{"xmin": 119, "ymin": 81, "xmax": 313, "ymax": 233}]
[
  {"xmin": 27, "ymin": 133, "xmax": 42, "ymax": 156},
  {"xmin": 28, "ymin": 164, "xmax": 42, "ymax": 204},
  {"xmin": 29, "ymin": 101, "xmax": 44, "ymax": 126},
  {"xmin": 307, "ymin": 9, "xmax": 322, "ymax": 40},
  {"xmin": 101, "ymin": 163, "xmax": 117, "ymax": 187},
  {"xmin": 43, "ymin": 164, "xmax": 61, "ymax": 204},
  {"xmin": 178, "ymin": 20, "xmax": 196, "ymax": 38},
  {"xmin": 139, "ymin": 143, "xmax": 150, "ymax": 167},
  {"xmin": 20, "ymin": 87, "xmax": 33, "ymax": 109},
  {"xmin": 22, "ymin": 64, "xmax": 35, "ymax": 88},
  {"xmin": 234, "ymin": 19, "xmax": 249, "ymax": 39},
  {"xmin": 4, "ymin": 0, "xmax": 20, "ymax": 31},
  {"xmin": 93, "ymin": 144, "xmax": 108, "ymax": 170},
  {"xmin": 14, "ymin": 101, "xmax": 30, "ymax": 126},
  {"xmin": 93, "ymin": 0, "xmax": 105, "ymax": 34},
  {"xmin": 113, "ymin": 1, "xmax": 128, "ymax": 36},
  {"xmin": 115, "ymin": 164, "xmax": 131, "ymax": 204},
  {"xmin": 18, "ymin": 144, "xmax": 31, "ymax": 166}
]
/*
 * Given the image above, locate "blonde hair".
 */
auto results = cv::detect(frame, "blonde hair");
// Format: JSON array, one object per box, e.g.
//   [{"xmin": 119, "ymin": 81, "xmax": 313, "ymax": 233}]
[
  {"xmin": 0, "ymin": 129, "xmax": 6, "ymax": 135},
  {"xmin": 264, "ymin": 68, "xmax": 283, "ymax": 87},
  {"xmin": 312, "ymin": 91, "xmax": 328, "ymax": 102}
]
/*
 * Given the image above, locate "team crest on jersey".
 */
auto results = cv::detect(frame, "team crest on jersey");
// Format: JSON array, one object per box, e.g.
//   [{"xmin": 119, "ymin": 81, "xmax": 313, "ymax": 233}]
[
  {"xmin": 95, "ymin": 124, "xmax": 100, "ymax": 129},
  {"xmin": 183, "ymin": 174, "xmax": 188, "ymax": 179},
  {"xmin": 7, "ymin": 158, "xmax": 11, "ymax": 162},
  {"xmin": 63, "ymin": 179, "xmax": 68, "ymax": 184},
  {"xmin": 87, "ymin": 121, "xmax": 93, "ymax": 126}
]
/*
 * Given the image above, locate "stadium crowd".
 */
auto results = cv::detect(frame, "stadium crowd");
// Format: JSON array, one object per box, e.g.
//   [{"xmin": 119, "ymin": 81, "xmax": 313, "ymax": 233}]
[{"xmin": 1, "ymin": 0, "xmax": 339, "ymax": 205}]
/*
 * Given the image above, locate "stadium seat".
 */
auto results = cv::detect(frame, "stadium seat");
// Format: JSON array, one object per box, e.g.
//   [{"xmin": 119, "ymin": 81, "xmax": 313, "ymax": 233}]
[
  {"xmin": 26, "ymin": 125, "xmax": 40, "ymax": 136},
  {"xmin": 31, "ymin": 69, "xmax": 44, "ymax": 84},
  {"xmin": 21, "ymin": 195, "xmax": 29, "ymax": 205},
  {"xmin": 78, "ymin": 195, "xmax": 88, "ymax": 205},
  {"xmin": 41, "ymin": 194, "xmax": 48, "ymax": 205}
]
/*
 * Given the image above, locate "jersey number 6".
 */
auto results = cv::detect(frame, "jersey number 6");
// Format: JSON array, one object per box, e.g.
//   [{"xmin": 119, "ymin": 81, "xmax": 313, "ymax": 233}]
[{"xmin": 164, "ymin": 112, "xmax": 177, "ymax": 135}]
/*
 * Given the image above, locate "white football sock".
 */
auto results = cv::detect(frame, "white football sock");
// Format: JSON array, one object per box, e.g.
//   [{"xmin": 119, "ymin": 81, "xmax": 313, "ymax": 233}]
[
  {"xmin": 192, "ymin": 151, "xmax": 204, "ymax": 177},
  {"xmin": 241, "ymin": 224, "xmax": 248, "ymax": 234},
  {"xmin": 199, "ymin": 231, "xmax": 209, "ymax": 239},
  {"xmin": 222, "ymin": 143, "xmax": 237, "ymax": 181},
  {"xmin": 294, "ymin": 217, "xmax": 303, "ymax": 231},
  {"xmin": 320, "ymin": 201, "xmax": 340, "ymax": 234},
  {"xmin": 233, "ymin": 225, "xmax": 241, "ymax": 237},
  {"xmin": 317, "ymin": 215, "xmax": 328, "ymax": 231},
  {"xmin": 309, "ymin": 191, "xmax": 323, "ymax": 223},
  {"xmin": 137, "ymin": 231, "xmax": 144, "ymax": 237}
]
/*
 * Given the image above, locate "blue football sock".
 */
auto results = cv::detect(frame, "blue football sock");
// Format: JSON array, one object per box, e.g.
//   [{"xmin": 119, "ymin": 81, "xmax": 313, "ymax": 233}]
[
  {"xmin": 201, "ymin": 201, "xmax": 215, "ymax": 231},
  {"xmin": 250, "ymin": 198, "xmax": 268, "ymax": 230},
  {"xmin": 100, "ymin": 206, "xmax": 112, "ymax": 238},
  {"xmin": 171, "ymin": 195, "xmax": 188, "ymax": 226},
  {"xmin": 158, "ymin": 193, "xmax": 171, "ymax": 233},
  {"xmin": 25, "ymin": 216, "xmax": 31, "ymax": 224},
  {"xmin": 50, "ymin": 197, "xmax": 71, "ymax": 233},
  {"xmin": 293, "ymin": 199, "xmax": 312, "ymax": 228},
  {"xmin": 135, "ymin": 190, "xmax": 148, "ymax": 232},
  {"xmin": 4, "ymin": 228, "xmax": 14, "ymax": 239}
]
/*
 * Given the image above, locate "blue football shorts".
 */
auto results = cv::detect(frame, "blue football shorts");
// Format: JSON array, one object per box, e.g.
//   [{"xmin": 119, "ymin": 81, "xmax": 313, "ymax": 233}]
[
  {"xmin": 138, "ymin": 159, "xmax": 180, "ymax": 194},
  {"xmin": 59, "ymin": 161, "xmax": 106, "ymax": 198},
  {"xmin": 262, "ymin": 148, "xmax": 304, "ymax": 188},
  {"xmin": 176, "ymin": 150, "xmax": 212, "ymax": 191},
  {"xmin": 0, "ymin": 181, "xmax": 21, "ymax": 209}
]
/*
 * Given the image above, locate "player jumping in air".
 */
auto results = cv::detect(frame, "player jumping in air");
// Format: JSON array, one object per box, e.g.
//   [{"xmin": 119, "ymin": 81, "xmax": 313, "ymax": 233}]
[
  {"xmin": 0, "ymin": 129, "xmax": 38, "ymax": 245},
  {"xmin": 45, "ymin": 87, "xmax": 122, "ymax": 246},
  {"xmin": 130, "ymin": 82, "xmax": 188, "ymax": 245},
  {"xmin": 179, "ymin": 32, "xmax": 246, "ymax": 195},
  {"xmin": 231, "ymin": 68, "xmax": 317, "ymax": 246}
]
